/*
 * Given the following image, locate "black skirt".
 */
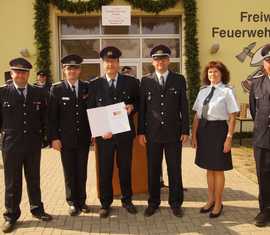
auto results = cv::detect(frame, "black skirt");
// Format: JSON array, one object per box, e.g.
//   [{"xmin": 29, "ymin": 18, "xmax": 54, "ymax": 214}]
[{"xmin": 195, "ymin": 120, "xmax": 233, "ymax": 171}]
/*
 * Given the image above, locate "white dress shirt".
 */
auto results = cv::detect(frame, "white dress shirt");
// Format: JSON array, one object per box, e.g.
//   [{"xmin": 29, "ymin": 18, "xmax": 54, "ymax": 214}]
[
  {"xmin": 155, "ymin": 70, "xmax": 169, "ymax": 86},
  {"xmin": 106, "ymin": 73, "xmax": 119, "ymax": 87},
  {"xmin": 67, "ymin": 80, "xmax": 79, "ymax": 97},
  {"xmin": 13, "ymin": 82, "xmax": 28, "ymax": 97},
  {"xmin": 192, "ymin": 82, "xmax": 240, "ymax": 120}
]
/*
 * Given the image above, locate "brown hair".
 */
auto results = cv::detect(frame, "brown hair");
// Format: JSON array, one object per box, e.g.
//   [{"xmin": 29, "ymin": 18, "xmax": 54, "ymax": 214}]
[{"xmin": 202, "ymin": 61, "xmax": 230, "ymax": 85}]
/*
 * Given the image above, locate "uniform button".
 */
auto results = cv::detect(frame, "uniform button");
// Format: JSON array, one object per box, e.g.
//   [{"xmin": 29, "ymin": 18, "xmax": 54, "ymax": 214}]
[
  {"xmin": 161, "ymin": 103, "xmax": 164, "ymax": 106},
  {"xmin": 24, "ymin": 121, "xmax": 27, "ymax": 124},
  {"xmin": 161, "ymin": 94, "xmax": 164, "ymax": 98},
  {"xmin": 76, "ymin": 112, "xmax": 79, "ymax": 115},
  {"xmin": 75, "ymin": 104, "xmax": 79, "ymax": 107},
  {"xmin": 76, "ymin": 121, "xmax": 79, "ymax": 124},
  {"xmin": 114, "ymin": 97, "xmax": 117, "ymax": 100},
  {"xmin": 161, "ymin": 121, "xmax": 164, "ymax": 125},
  {"xmin": 24, "ymin": 113, "xmax": 27, "ymax": 116},
  {"xmin": 77, "ymin": 128, "xmax": 80, "ymax": 131},
  {"xmin": 161, "ymin": 112, "xmax": 164, "ymax": 115},
  {"xmin": 23, "ymin": 130, "xmax": 27, "ymax": 133},
  {"xmin": 23, "ymin": 104, "xmax": 26, "ymax": 107}
]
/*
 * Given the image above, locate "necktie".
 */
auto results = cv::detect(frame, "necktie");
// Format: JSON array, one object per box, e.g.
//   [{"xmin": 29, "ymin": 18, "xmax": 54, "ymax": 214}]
[
  {"xmin": 71, "ymin": 85, "xmax": 77, "ymax": 98},
  {"xmin": 202, "ymin": 86, "xmax": 215, "ymax": 119},
  {"xmin": 109, "ymin": 79, "xmax": 116, "ymax": 96},
  {"xmin": 18, "ymin": 88, "xmax": 25, "ymax": 101},
  {"xmin": 160, "ymin": 76, "xmax": 165, "ymax": 88}
]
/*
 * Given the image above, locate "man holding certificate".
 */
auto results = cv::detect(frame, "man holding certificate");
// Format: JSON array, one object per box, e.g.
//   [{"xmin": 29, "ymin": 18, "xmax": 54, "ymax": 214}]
[
  {"xmin": 87, "ymin": 46, "xmax": 139, "ymax": 218},
  {"xmin": 138, "ymin": 45, "xmax": 189, "ymax": 218}
]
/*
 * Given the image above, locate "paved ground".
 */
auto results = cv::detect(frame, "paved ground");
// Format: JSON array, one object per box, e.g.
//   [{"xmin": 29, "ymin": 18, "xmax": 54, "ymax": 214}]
[{"xmin": 0, "ymin": 147, "xmax": 269, "ymax": 235}]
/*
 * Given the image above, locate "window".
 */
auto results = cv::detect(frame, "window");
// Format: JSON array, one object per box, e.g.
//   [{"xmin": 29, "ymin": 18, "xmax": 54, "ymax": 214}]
[{"xmin": 59, "ymin": 16, "xmax": 181, "ymax": 79}]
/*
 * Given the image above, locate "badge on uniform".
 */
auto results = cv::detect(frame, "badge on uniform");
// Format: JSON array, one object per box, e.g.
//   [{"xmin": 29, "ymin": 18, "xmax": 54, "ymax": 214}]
[
  {"xmin": 82, "ymin": 94, "xmax": 88, "ymax": 99},
  {"xmin": 33, "ymin": 101, "xmax": 41, "ymax": 111},
  {"xmin": 62, "ymin": 97, "xmax": 70, "ymax": 100}
]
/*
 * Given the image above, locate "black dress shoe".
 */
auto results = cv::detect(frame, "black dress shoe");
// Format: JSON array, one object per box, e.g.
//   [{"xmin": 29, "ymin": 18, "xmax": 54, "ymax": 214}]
[
  {"xmin": 68, "ymin": 206, "xmax": 80, "ymax": 216},
  {"xmin": 254, "ymin": 211, "xmax": 270, "ymax": 227},
  {"xmin": 122, "ymin": 201, "xmax": 137, "ymax": 214},
  {"xmin": 80, "ymin": 204, "xmax": 91, "ymax": 213},
  {"xmin": 172, "ymin": 207, "xmax": 183, "ymax": 217},
  {"xmin": 32, "ymin": 211, "xmax": 53, "ymax": 221},
  {"xmin": 209, "ymin": 205, "xmax": 223, "ymax": 218},
  {"xmin": 2, "ymin": 221, "xmax": 16, "ymax": 233},
  {"xmin": 200, "ymin": 203, "xmax": 215, "ymax": 213},
  {"xmin": 144, "ymin": 206, "xmax": 158, "ymax": 217},
  {"xmin": 99, "ymin": 208, "xmax": 111, "ymax": 218}
]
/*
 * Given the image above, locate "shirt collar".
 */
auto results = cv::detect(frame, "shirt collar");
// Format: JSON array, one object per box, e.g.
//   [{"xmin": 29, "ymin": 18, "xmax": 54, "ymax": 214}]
[
  {"xmin": 13, "ymin": 81, "xmax": 28, "ymax": 91},
  {"xmin": 156, "ymin": 70, "xmax": 169, "ymax": 80},
  {"xmin": 66, "ymin": 80, "xmax": 79, "ymax": 89},
  {"xmin": 211, "ymin": 82, "xmax": 224, "ymax": 89},
  {"xmin": 106, "ymin": 73, "xmax": 118, "ymax": 82}
]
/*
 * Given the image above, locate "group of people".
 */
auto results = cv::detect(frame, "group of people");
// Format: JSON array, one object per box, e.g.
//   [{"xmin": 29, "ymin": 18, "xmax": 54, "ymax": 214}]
[{"xmin": 1, "ymin": 43, "xmax": 270, "ymax": 233}]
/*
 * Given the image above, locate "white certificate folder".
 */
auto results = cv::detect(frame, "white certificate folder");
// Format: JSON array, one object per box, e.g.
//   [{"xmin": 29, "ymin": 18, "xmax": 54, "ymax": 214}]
[{"xmin": 87, "ymin": 102, "xmax": 131, "ymax": 137}]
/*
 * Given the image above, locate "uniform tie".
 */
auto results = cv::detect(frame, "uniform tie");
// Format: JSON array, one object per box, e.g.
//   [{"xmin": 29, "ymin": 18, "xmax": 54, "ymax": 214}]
[
  {"xmin": 109, "ymin": 79, "xmax": 116, "ymax": 97},
  {"xmin": 18, "ymin": 87, "xmax": 26, "ymax": 101},
  {"xmin": 202, "ymin": 86, "xmax": 215, "ymax": 119},
  {"xmin": 71, "ymin": 85, "xmax": 77, "ymax": 98},
  {"xmin": 160, "ymin": 75, "xmax": 165, "ymax": 88}
]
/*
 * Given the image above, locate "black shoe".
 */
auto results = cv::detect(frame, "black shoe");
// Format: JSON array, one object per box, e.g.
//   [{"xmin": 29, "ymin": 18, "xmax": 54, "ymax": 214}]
[
  {"xmin": 99, "ymin": 208, "xmax": 110, "ymax": 218},
  {"xmin": 200, "ymin": 202, "xmax": 215, "ymax": 213},
  {"xmin": 2, "ymin": 221, "xmax": 16, "ymax": 233},
  {"xmin": 209, "ymin": 205, "xmax": 223, "ymax": 218},
  {"xmin": 68, "ymin": 206, "xmax": 80, "ymax": 216},
  {"xmin": 32, "ymin": 211, "xmax": 53, "ymax": 221},
  {"xmin": 254, "ymin": 211, "xmax": 270, "ymax": 227},
  {"xmin": 122, "ymin": 201, "xmax": 137, "ymax": 214},
  {"xmin": 172, "ymin": 207, "xmax": 183, "ymax": 217},
  {"xmin": 144, "ymin": 206, "xmax": 158, "ymax": 217},
  {"xmin": 80, "ymin": 204, "xmax": 91, "ymax": 213}
]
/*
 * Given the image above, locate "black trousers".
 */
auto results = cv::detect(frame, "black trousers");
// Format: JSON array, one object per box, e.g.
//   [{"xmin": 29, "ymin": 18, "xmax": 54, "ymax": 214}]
[
  {"xmin": 2, "ymin": 149, "xmax": 44, "ymax": 222},
  {"xmin": 254, "ymin": 147, "xmax": 270, "ymax": 211},
  {"xmin": 96, "ymin": 137, "xmax": 133, "ymax": 208},
  {"xmin": 146, "ymin": 141, "xmax": 183, "ymax": 209},
  {"xmin": 60, "ymin": 146, "xmax": 89, "ymax": 208}
]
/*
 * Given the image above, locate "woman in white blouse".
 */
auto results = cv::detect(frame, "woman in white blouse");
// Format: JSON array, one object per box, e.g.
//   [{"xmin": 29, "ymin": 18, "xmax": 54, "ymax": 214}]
[{"xmin": 192, "ymin": 61, "xmax": 239, "ymax": 218}]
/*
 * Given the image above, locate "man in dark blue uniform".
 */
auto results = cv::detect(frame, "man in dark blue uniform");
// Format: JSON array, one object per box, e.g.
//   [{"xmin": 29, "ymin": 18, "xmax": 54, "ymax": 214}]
[
  {"xmin": 48, "ymin": 54, "xmax": 91, "ymax": 216},
  {"xmin": 34, "ymin": 70, "xmax": 52, "ymax": 95},
  {"xmin": 138, "ymin": 45, "xmax": 189, "ymax": 217},
  {"xmin": 88, "ymin": 47, "xmax": 139, "ymax": 218},
  {"xmin": 250, "ymin": 43, "xmax": 270, "ymax": 227},
  {"xmin": 1, "ymin": 58, "xmax": 52, "ymax": 233}
]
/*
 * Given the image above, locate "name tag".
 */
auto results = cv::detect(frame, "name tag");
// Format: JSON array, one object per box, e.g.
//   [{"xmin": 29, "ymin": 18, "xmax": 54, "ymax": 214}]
[{"xmin": 62, "ymin": 97, "xmax": 70, "ymax": 100}]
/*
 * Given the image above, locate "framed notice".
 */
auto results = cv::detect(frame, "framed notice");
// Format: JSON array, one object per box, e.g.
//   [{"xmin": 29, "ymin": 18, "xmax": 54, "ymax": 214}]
[{"xmin": 102, "ymin": 6, "xmax": 131, "ymax": 26}]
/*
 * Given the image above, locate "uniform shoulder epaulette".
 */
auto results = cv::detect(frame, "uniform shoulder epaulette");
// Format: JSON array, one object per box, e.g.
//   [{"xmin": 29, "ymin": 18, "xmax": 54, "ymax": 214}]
[
  {"xmin": 200, "ymin": 85, "xmax": 208, "ymax": 90},
  {"xmin": 52, "ymin": 81, "xmax": 63, "ymax": 86},
  {"xmin": 252, "ymin": 73, "xmax": 264, "ymax": 79},
  {"xmin": 225, "ymin": 84, "xmax": 234, "ymax": 89},
  {"xmin": 0, "ymin": 84, "xmax": 8, "ymax": 88},
  {"xmin": 141, "ymin": 73, "xmax": 151, "ymax": 79},
  {"xmin": 89, "ymin": 77, "xmax": 100, "ymax": 83}
]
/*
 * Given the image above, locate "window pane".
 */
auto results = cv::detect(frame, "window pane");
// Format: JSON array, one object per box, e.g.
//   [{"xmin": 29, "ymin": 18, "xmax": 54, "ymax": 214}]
[
  {"xmin": 142, "ymin": 63, "xmax": 180, "ymax": 76},
  {"xmin": 102, "ymin": 17, "xmax": 139, "ymax": 34},
  {"xmin": 61, "ymin": 17, "xmax": 100, "ymax": 35},
  {"xmin": 80, "ymin": 64, "xmax": 100, "ymax": 81},
  {"xmin": 120, "ymin": 66, "xmax": 137, "ymax": 78},
  {"xmin": 142, "ymin": 17, "xmax": 180, "ymax": 34},
  {"xmin": 102, "ymin": 39, "xmax": 140, "ymax": 58},
  {"xmin": 61, "ymin": 40, "xmax": 100, "ymax": 59},
  {"xmin": 142, "ymin": 39, "xmax": 180, "ymax": 58}
]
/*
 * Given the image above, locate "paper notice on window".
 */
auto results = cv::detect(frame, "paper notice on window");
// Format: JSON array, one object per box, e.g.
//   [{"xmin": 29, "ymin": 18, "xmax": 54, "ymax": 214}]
[{"xmin": 87, "ymin": 102, "xmax": 130, "ymax": 137}]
